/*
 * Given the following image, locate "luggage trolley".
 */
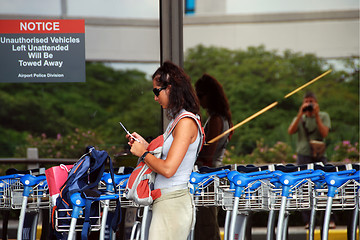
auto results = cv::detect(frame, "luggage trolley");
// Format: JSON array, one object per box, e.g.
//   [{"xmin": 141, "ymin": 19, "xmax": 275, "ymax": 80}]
[
  {"xmin": 54, "ymin": 171, "xmax": 120, "ymax": 240},
  {"xmin": 54, "ymin": 191, "xmax": 119, "ymax": 240},
  {"xmin": 102, "ymin": 168, "xmax": 149, "ymax": 240},
  {"xmin": 264, "ymin": 164, "xmax": 314, "ymax": 240},
  {"xmin": 100, "ymin": 171, "xmax": 134, "ymax": 240},
  {"xmin": 0, "ymin": 174, "xmax": 24, "ymax": 209},
  {"xmin": 189, "ymin": 167, "xmax": 230, "ymax": 240},
  {"xmin": 224, "ymin": 164, "xmax": 281, "ymax": 240},
  {"xmin": 11, "ymin": 173, "xmax": 50, "ymax": 240},
  {"xmin": 224, "ymin": 169, "xmax": 278, "ymax": 240},
  {"xmin": 128, "ymin": 203, "xmax": 151, "ymax": 240},
  {"xmin": 273, "ymin": 170, "xmax": 325, "ymax": 240},
  {"xmin": 0, "ymin": 174, "xmax": 24, "ymax": 239},
  {"xmin": 106, "ymin": 169, "xmax": 148, "ymax": 240},
  {"xmin": 317, "ymin": 170, "xmax": 360, "ymax": 240},
  {"xmin": 190, "ymin": 167, "xmax": 230, "ymax": 206},
  {"xmin": 307, "ymin": 165, "xmax": 356, "ymax": 240},
  {"xmin": 272, "ymin": 162, "xmax": 349, "ymax": 240}
]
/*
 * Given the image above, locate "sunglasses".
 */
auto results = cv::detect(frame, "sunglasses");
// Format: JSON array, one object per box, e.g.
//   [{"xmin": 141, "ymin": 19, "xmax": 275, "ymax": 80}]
[{"xmin": 153, "ymin": 86, "xmax": 167, "ymax": 97}]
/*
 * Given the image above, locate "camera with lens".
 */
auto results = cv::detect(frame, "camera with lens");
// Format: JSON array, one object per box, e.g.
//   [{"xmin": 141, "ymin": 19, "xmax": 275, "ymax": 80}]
[{"xmin": 303, "ymin": 103, "xmax": 314, "ymax": 112}]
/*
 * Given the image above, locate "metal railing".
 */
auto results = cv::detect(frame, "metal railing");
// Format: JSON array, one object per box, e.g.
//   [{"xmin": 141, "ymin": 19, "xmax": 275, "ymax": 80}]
[{"xmin": 0, "ymin": 148, "xmax": 77, "ymax": 169}]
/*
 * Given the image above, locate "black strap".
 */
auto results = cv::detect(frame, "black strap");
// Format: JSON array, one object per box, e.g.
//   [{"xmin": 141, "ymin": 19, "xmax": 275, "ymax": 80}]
[{"xmin": 108, "ymin": 156, "xmax": 122, "ymax": 232}]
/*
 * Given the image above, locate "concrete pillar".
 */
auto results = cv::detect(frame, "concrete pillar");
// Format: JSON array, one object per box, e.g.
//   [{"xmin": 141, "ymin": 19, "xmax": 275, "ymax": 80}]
[
  {"xmin": 26, "ymin": 147, "xmax": 39, "ymax": 170},
  {"xmin": 159, "ymin": 0, "xmax": 184, "ymax": 131}
]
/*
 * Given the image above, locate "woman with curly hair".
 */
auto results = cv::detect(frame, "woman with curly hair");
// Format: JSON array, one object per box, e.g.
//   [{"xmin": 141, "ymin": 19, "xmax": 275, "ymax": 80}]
[
  {"xmin": 195, "ymin": 73, "xmax": 233, "ymax": 168},
  {"xmin": 194, "ymin": 73, "xmax": 233, "ymax": 240},
  {"xmin": 126, "ymin": 61, "xmax": 203, "ymax": 240}
]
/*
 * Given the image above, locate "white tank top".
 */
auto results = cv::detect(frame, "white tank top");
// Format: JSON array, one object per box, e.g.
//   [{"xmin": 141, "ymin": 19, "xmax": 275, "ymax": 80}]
[{"xmin": 154, "ymin": 110, "xmax": 201, "ymax": 190}]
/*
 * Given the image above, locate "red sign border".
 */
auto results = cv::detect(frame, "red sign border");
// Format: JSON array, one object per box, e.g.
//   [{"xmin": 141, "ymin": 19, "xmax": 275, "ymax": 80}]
[{"xmin": 0, "ymin": 19, "xmax": 85, "ymax": 34}]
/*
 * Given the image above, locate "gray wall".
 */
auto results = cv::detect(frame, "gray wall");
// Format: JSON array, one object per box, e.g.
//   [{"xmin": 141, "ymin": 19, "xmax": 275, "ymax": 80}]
[{"xmin": 1, "ymin": 10, "xmax": 358, "ymax": 62}]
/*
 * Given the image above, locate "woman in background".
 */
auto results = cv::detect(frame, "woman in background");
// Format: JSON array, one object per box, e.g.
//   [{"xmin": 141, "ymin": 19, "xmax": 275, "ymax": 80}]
[
  {"xmin": 194, "ymin": 73, "xmax": 233, "ymax": 240},
  {"xmin": 195, "ymin": 73, "xmax": 233, "ymax": 168}
]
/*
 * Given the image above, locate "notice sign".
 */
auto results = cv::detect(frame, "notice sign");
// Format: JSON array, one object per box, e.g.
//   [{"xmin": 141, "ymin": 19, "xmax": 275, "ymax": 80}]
[{"xmin": 0, "ymin": 19, "xmax": 85, "ymax": 83}]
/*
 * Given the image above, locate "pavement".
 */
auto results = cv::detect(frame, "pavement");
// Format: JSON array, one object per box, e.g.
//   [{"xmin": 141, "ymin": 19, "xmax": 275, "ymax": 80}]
[
  {"xmin": 220, "ymin": 226, "xmax": 354, "ymax": 240},
  {"xmin": 0, "ymin": 220, "xmax": 354, "ymax": 240}
]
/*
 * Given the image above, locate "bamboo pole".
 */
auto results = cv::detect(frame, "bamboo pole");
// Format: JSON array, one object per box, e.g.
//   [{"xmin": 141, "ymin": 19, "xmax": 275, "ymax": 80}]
[{"xmin": 207, "ymin": 69, "xmax": 332, "ymax": 144}]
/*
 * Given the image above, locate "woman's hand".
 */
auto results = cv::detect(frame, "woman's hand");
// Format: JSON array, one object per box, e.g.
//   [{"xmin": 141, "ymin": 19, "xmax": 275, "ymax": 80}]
[
  {"xmin": 126, "ymin": 132, "xmax": 149, "ymax": 157},
  {"xmin": 130, "ymin": 141, "xmax": 147, "ymax": 157}
]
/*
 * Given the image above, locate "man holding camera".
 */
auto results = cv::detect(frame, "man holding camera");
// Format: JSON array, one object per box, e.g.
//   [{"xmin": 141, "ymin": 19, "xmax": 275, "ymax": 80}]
[
  {"xmin": 288, "ymin": 91, "xmax": 331, "ymax": 164},
  {"xmin": 288, "ymin": 91, "xmax": 334, "ymax": 229}
]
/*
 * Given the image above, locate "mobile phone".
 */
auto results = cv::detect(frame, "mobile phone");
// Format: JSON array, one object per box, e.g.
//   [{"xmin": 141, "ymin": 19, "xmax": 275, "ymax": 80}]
[{"xmin": 119, "ymin": 122, "xmax": 141, "ymax": 142}]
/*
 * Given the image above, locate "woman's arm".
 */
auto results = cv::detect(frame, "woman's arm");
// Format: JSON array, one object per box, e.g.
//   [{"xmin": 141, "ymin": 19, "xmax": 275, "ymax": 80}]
[{"xmin": 130, "ymin": 117, "xmax": 198, "ymax": 178}]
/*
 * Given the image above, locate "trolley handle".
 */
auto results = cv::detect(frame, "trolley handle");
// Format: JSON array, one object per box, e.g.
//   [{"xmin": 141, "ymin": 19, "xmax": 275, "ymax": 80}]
[
  {"xmin": 275, "ymin": 163, "xmax": 310, "ymax": 172},
  {"xmin": 20, "ymin": 174, "xmax": 46, "ymax": 186},
  {"xmin": 0, "ymin": 174, "xmax": 24, "ymax": 180},
  {"xmin": 102, "ymin": 172, "xmax": 131, "ymax": 192},
  {"xmin": 19, "ymin": 174, "xmax": 47, "ymax": 196},
  {"xmin": 275, "ymin": 164, "xmax": 298, "ymax": 172},
  {"xmin": 227, "ymin": 169, "xmax": 305, "ymax": 185},
  {"xmin": 230, "ymin": 172, "xmax": 277, "ymax": 188},
  {"xmin": 227, "ymin": 169, "xmax": 272, "ymax": 182},
  {"xmin": 278, "ymin": 170, "xmax": 324, "ymax": 187},
  {"xmin": 228, "ymin": 171, "xmax": 278, "ymax": 197},
  {"xmin": 325, "ymin": 170, "xmax": 360, "ymax": 188},
  {"xmin": 227, "ymin": 170, "xmax": 272, "ymax": 190},
  {"xmin": 276, "ymin": 170, "xmax": 325, "ymax": 197},
  {"xmin": 267, "ymin": 169, "xmax": 315, "ymax": 187},
  {"xmin": 324, "ymin": 169, "xmax": 356, "ymax": 177},
  {"xmin": 236, "ymin": 164, "xmax": 270, "ymax": 173},
  {"xmin": 308, "ymin": 169, "xmax": 356, "ymax": 185},
  {"xmin": 198, "ymin": 165, "xmax": 231, "ymax": 173},
  {"xmin": 189, "ymin": 169, "xmax": 230, "ymax": 185},
  {"xmin": 325, "ymin": 171, "xmax": 360, "ymax": 197},
  {"xmin": 314, "ymin": 163, "xmax": 355, "ymax": 172}
]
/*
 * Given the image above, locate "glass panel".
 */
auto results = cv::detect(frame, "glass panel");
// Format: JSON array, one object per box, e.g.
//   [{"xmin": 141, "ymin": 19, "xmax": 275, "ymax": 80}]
[{"xmin": 0, "ymin": 1, "xmax": 161, "ymax": 166}]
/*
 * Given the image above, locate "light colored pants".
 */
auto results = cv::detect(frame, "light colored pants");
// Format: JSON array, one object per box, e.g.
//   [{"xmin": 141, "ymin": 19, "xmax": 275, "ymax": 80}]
[{"xmin": 148, "ymin": 188, "xmax": 193, "ymax": 240}]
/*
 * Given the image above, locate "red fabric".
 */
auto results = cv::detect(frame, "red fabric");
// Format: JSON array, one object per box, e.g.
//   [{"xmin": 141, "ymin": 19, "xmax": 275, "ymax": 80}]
[
  {"xmin": 147, "ymin": 135, "xmax": 163, "ymax": 151},
  {"xmin": 151, "ymin": 189, "xmax": 162, "ymax": 200},
  {"xmin": 127, "ymin": 162, "xmax": 144, "ymax": 189},
  {"xmin": 136, "ymin": 179, "xmax": 150, "ymax": 198},
  {"xmin": 45, "ymin": 165, "xmax": 73, "ymax": 196}
]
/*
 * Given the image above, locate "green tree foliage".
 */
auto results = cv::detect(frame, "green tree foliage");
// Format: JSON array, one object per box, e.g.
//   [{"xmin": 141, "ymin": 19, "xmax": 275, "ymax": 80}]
[
  {"xmin": 0, "ymin": 62, "xmax": 160, "ymax": 158},
  {"xmin": 0, "ymin": 46, "xmax": 358, "ymax": 165},
  {"xmin": 185, "ymin": 45, "xmax": 359, "ymax": 161}
]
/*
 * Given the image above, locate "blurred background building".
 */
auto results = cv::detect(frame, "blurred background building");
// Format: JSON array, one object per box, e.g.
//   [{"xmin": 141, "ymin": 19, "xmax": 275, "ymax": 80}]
[{"xmin": 0, "ymin": 0, "xmax": 358, "ymax": 74}]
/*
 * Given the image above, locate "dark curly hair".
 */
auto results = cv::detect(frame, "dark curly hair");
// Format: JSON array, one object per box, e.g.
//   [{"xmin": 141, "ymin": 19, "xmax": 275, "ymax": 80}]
[
  {"xmin": 195, "ymin": 73, "xmax": 232, "ymax": 124},
  {"xmin": 152, "ymin": 61, "xmax": 200, "ymax": 119}
]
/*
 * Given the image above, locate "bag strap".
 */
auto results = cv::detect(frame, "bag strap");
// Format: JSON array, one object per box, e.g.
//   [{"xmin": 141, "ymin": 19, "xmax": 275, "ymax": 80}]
[
  {"xmin": 81, "ymin": 198, "xmax": 95, "ymax": 240},
  {"xmin": 89, "ymin": 147, "xmax": 121, "ymax": 232},
  {"xmin": 109, "ymin": 155, "xmax": 122, "ymax": 232},
  {"xmin": 164, "ymin": 111, "xmax": 205, "ymax": 156},
  {"xmin": 80, "ymin": 147, "xmax": 121, "ymax": 235}
]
